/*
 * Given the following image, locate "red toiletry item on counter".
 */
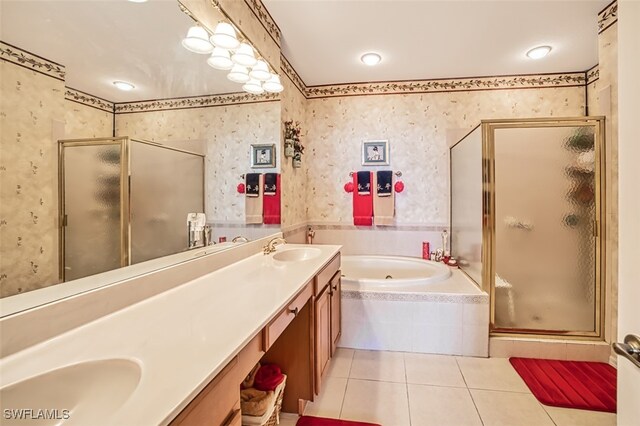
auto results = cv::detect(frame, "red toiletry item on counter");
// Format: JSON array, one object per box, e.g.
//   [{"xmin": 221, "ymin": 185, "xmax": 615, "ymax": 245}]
[{"xmin": 422, "ymin": 242, "xmax": 430, "ymax": 260}]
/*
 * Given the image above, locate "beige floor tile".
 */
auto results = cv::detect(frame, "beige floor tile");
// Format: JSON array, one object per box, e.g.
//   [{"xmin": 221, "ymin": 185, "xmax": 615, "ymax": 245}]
[
  {"xmin": 543, "ymin": 406, "xmax": 617, "ymax": 426},
  {"xmin": 278, "ymin": 413, "xmax": 299, "ymax": 426},
  {"xmin": 341, "ymin": 379, "xmax": 410, "ymax": 426},
  {"xmin": 456, "ymin": 357, "xmax": 529, "ymax": 392},
  {"xmin": 349, "ymin": 350, "xmax": 406, "ymax": 383},
  {"xmin": 408, "ymin": 384, "xmax": 482, "ymax": 426},
  {"xmin": 405, "ymin": 353, "xmax": 466, "ymax": 388},
  {"xmin": 303, "ymin": 377, "xmax": 348, "ymax": 418},
  {"xmin": 327, "ymin": 348, "xmax": 355, "ymax": 378},
  {"xmin": 470, "ymin": 389, "xmax": 554, "ymax": 426}
]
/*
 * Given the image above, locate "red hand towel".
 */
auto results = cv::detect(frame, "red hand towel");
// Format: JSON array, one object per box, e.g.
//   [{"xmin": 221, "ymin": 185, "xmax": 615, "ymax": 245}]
[
  {"xmin": 254, "ymin": 363, "xmax": 285, "ymax": 391},
  {"xmin": 263, "ymin": 174, "xmax": 281, "ymax": 224},
  {"xmin": 353, "ymin": 172, "xmax": 373, "ymax": 226}
]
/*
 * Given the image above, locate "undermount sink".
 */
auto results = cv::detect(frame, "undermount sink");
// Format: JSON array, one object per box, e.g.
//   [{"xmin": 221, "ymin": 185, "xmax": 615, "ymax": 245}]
[
  {"xmin": 273, "ymin": 247, "xmax": 322, "ymax": 262},
  {"xmin": 0, "ymin": 359, "xmax": 142, "ymax": 425}
]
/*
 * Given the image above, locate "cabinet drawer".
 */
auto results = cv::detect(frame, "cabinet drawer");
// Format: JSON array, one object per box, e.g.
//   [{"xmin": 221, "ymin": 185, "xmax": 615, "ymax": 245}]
[
  {"xmin": 263, "ymin": 281, "xmax": 313, "ymax": 350},
  {"xmin": 314, "ymin": 253, "xmax": 340, "ymax": 295},
  {"xmin": 237, "ymin": 332, "xmax": 264, "ymax": 382},
  {"xmin": 170, "ymin": 357, "xmax": 240, "ymax": 426}
]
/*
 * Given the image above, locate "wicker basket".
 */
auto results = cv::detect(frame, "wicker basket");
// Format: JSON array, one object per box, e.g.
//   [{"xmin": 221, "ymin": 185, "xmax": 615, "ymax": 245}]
[
  {"xmin": 242, "ymin": 375, "xmax": 287, "ymax": 426},
  {"xmin": 264, "ymin": 377, "xmax": 286, "ymax": 426}
]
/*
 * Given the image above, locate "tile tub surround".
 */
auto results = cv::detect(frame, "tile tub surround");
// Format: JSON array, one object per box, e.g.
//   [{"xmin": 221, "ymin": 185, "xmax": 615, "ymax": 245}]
[
  {"xmin": 310, "ymin": 224, "xmax": 448, "ymax": 257},
  {"xmin": 339, "ymin": 269, "xmax": 489, "ymax": 357},
  {"xmin": 0, "ymin": 243, "xmax": 342, "ymax": 425}
]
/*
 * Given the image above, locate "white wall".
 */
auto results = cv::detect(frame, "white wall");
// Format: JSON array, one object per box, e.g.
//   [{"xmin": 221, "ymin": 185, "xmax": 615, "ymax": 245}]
[{"xmin": 616, "ymin": 1, "xmax": 640, "ymax": 425}]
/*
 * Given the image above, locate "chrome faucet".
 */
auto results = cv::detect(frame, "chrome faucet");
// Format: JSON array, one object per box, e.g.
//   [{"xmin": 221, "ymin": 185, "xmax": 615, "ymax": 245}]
[
  {"xmin": 263, "ymin": 237, "xmax": 286, "ymax": 255},
  {"xmin": 232, "ymin": 236, "xmax": 249, "ymax": 243}
]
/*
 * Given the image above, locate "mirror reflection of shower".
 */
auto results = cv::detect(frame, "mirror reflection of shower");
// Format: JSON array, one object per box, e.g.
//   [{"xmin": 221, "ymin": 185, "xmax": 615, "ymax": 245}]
[{"xmin": 59, "ymin": 138, "xmax": 205, "ymax": 282}]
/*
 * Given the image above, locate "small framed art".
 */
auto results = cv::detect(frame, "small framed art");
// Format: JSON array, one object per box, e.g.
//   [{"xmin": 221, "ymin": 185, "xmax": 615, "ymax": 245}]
[
  {"xmin": 250, "ymin": 144, "xmax": 276, "ymax": 168},
  {"xmin": 362, "ymin": 140, "xmax": 389, "ymax": 166}
]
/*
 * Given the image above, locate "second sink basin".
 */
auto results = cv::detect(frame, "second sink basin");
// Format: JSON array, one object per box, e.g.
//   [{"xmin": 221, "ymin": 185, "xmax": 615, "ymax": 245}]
[
  {"xmin": 0, "ymin": 359, "xmax": 142, "ymax": 425},
  {"xmin": 273, "ymin": 247, "xmax": 321, "ymax": 262}
]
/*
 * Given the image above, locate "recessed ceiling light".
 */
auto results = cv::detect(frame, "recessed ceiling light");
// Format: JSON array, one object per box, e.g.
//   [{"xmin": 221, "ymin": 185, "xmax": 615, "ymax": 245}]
[
  {"xmin": 361, "ymin": 52, "xmax": 382, "ymax": 66},
  {"xmin": 127, "ymin": 0, "xmax": 148, "ymax": 3},
  {"xmin": 113, "ymin": 81, "xmax": 135, "ymax": 91},
  {"xmin": 526, "ymin": 46, "xmax": 552, "ymax": 59}
]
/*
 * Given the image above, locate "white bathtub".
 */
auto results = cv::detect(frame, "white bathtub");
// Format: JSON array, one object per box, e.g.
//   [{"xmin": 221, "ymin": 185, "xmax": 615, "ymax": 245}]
[
  {"xmin": 338, "ymin": 255, "xmax": 489, "ymax": 356},
  {"xmin": 341, "ymin": 255, "xmax": 451, "ymax": 288}
]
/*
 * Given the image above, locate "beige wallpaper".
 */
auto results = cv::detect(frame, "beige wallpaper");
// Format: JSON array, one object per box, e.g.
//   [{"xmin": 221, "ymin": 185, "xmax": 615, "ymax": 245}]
[
  {"xmin": 304, "ymin": 86, "xmax": 586, "ymax": 225},
  {"xmin": 64, "ymin": 100, "xmax": 114, "ymax": 139},
  {"xmin": 115, "ymin": 101, "xmax": 281, "ymax": 223},
  {"xmin": 279, "ymin": 71, "xmax": 308, "ymax": 229},
  {"xmin": 0, "ymin": 60, "xmax": 64, "ymax": 297}
]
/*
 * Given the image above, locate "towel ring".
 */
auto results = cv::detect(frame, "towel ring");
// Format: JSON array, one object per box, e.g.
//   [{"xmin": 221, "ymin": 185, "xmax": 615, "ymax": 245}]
[
  {"xmin": 240, "ymin": 174, "xmax": 245, "ymax": 179},
  {"xmin": 395, "ymin": 171, "xmax": 403, "ymax": 177},
  {"xmin": 349, "ymin": 172, "xmax": 354, "ymax": 177}
]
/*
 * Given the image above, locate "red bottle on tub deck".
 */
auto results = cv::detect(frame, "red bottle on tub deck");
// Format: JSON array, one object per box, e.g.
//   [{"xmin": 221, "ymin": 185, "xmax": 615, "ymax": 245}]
[{"xmin": 422, "ymin": 242, "xmax": 430, "ymax": 260}]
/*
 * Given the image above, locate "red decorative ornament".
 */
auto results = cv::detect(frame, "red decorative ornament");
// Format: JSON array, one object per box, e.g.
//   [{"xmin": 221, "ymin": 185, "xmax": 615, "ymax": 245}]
[
  {"xmin": 344, "ymin": 182, "xmax": 354, "ymax": 193},
  {"xmin": 237, "ymin": 183, "xmax": 246, "ymax": 194},
  {"xmin": 394, "ymin": 181, "xmax": 405, "ymax": 193}
]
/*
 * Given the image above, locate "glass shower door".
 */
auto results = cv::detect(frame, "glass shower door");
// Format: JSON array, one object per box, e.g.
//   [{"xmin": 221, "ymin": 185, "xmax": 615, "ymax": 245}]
[
  {"xmin": 491, "ymin": 124, "xmax": 601, "ymax": 334},
  {"xmin": 61, "ymin": 140, "xmax": 125, "ymax": 281}
]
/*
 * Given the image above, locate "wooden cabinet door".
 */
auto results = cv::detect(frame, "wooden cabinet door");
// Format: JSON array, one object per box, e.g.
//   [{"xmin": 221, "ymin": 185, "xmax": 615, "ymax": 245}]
[
  {"xmin": 314, "ymin": 286, "xmax": 331, "ymax": 394},
  {"xmin": 329, "ymin": 272, "xmax": 341, "ymax": 356}
]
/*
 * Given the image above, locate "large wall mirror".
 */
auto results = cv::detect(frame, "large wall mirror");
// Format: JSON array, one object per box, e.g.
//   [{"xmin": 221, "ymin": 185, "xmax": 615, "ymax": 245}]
[{"xmin": 0, "ymin": 0, "xmax": 282, "ymax": 314}]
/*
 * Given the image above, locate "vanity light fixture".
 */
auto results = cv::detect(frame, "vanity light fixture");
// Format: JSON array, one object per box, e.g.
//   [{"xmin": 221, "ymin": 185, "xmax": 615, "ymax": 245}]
[
  {"xmin": 262, "ymin": 73, "xmax": 284, "ymax": 93},
  {"xmin": 227, "ymin": 64, "xmax": 251, "ymax": 83},
  {"xmin": 207, "ymin": 47, "xmax": 234, "ymax": 70},
  {"xmin": 242, "ymin": 78, "xmax": 264, "ymax": 95},
  {"xmin": 210, "ymin": 22, "xmax": 240, "ymax": 50},
  {"xmin": 249, "ymin": 60, "xmax": 271, "ymax": 82},
  {"xmin": 113, "ymin": 81, "xmax": 135, "ymax": 91},
  {"xmin": 231, "ymin": 43, "xmax": 258, "ymax": 67},
  {"xmin": 361, "ymin": 52, "xmax": 382, "ymax": 66},
  {"xmin": 526, "ymin": 45, "xmax": 552, "ymax": 59},
  {"xmin": 182, "ymin": 25, "xmax": 214, "ymax": 54}
]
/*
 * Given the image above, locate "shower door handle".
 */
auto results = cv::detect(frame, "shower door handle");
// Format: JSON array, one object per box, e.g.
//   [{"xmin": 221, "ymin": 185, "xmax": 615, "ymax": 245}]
[{"xmin": 613, "ymin": 334, "xmax": 640, "ymax": 369}]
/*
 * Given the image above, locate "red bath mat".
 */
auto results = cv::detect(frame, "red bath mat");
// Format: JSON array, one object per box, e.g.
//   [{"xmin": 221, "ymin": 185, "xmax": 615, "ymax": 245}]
[
  {"xmin": 297, "ymin": 416, "xmax": 381, "ymax": 426},
  {"xmin": 510, "ymin": 357, "xmax": 617, "ymax": 413}
]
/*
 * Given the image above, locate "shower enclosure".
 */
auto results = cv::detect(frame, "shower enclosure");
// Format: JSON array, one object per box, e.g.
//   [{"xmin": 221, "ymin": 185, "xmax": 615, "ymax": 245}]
[
  {"xmin": 450, "ymin": 117, "xmax": 605, "ymax": 338},
  {"xmin": 58, "ymin": 137, "xmax": 204, "ymax": 282}
]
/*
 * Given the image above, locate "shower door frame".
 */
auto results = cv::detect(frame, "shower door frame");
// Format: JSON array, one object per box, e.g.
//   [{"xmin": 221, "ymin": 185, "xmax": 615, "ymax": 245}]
[
  {"xmin": 482, "ymin": 117, "xmax": 606, "ymax": 339},
  {"xmin": 58, "ymin": 137, "xmax": 131, "ymax": 282}
]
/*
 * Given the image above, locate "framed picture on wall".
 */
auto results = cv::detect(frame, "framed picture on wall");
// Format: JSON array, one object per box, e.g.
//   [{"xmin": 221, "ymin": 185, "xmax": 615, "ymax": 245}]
[
  {"xmin": 362, "ymin": 140, "xmax": 389, "ymax": 166},
  {"xmin": 250, "ymin": 144, "xmax": 276, "ymax": 168}
]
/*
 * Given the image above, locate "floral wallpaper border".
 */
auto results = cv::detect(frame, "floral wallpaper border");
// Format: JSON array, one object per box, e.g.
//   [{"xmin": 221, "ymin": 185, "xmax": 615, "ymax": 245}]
[
  {"xmin": 65, "ymin": 88, "xmax": 114, "ymax": 113},
  {"xmin": 280, "ymin": 54, "xmax": 307, "ymax": 96},
  {"xmin": 114, "ymin": 92, "xmax": 280, "ymax": 114},
  {"xmin": 244, "ymin": 0, "xmax": 281, "ymax": 46},
  {"xmin": 0, "ymin": 41, "xmax": 65, "ymax": 81},
  {"xmin": 586, "ymin": 64, "xmax": 600, "ymax": 85},
  {"xmin": 598, "ymin": 0, "xmax": 617, "ymax": 34},
  {"xmin": 279, "ymin": 54, "xmax": 589, "ymax": 100},
  {"xmin": 303, "ymin": 72, "xmax": 587, "ymax": 99}
]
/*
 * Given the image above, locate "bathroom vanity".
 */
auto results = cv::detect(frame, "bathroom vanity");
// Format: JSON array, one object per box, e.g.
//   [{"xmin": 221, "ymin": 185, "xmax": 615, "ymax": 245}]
[
  {"xmin": 0, "ymin": 241, "xmax": 342, "ymax": 426},
  {"xmin": 171, "ymin": 249, "xmax": 342, "ymax": 425}
]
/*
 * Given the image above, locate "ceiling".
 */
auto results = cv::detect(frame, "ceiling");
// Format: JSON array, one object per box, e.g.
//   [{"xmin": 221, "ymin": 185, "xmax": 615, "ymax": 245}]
[
  {"xmin": 263, "ymin": 0, "xmax": 608, "ymax": 86},
  {"xmin": 1, "ymin": 0, "xmax": 240, "ymax": 103}
]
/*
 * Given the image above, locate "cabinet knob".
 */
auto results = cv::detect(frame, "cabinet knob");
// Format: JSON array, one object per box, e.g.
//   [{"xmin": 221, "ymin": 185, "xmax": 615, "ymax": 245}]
[
  {"xmin": 289, "ymin": 307, "xmax": 299, "ymax": 317},
  {"xmin": 332, "ymin": 284, "xmax": 338, "ymax": 291}
]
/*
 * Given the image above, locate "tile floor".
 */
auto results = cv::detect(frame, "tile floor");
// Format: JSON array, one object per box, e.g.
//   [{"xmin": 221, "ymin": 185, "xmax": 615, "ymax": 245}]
[{"xmin": 278, "ymin": 349, "xmax": 617, "ymax": 426}]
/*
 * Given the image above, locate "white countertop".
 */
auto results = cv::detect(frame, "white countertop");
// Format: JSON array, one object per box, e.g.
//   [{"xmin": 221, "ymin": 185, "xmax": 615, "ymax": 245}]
[{"xmin": 0, "ymin": 243, "xmax": 342, "ymax": 426}]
